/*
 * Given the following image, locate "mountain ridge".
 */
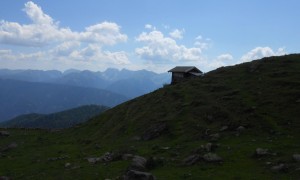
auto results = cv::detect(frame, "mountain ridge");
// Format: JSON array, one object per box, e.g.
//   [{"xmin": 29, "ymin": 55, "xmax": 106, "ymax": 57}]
[{"xmin": 0, "ymin": 105, "xmax": 109, "ymax": 129}]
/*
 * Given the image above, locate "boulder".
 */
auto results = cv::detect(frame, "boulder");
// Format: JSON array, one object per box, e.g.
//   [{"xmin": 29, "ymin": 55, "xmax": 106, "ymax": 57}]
[
  {"xmin": 219, "ymin": 126, "xmax": 228, "ymax": 132},
  {"xmin": 182, "ymin": 154, "xmax": 201, "ymax": 166},
  {"xmin": 65, "ymin": 162, "xmax": 71, "ymax": 168},
  {"xmin": 209, "ymin": 133, "xmax": 220, "ymax": 141},
  {"xmin": 124, "ymin": 170, "xmax": 156, "ymax": 180},
  {"xmin": 236, "ymin": 126, "xmax": 245, "ymax": 132},
  {"xmin": 203, "ymin": 153, "xmax": 222, "ymax": 162},
  {"xmin": 255, "ymin": 148, "xmax": 269, "ymax": 157},
  {"xmin": 87, "ymin": 157, "xmax": 101, "ymax": 164},
  {"xmin": 131, "ymin": 155, "xmax": 148, "ymax": 170},
  {"xmin": 122, "ymin": 154, "xmax": 134, "ymax": 160},
  {"xmin": 0, "ymin": 131, "xmax": 10, "ymax": 137},
  {"xmin": 293, "ymin": 154, "xmax": 300, "ymax": 162},
  {"xmin": 1, "ymin": 142, "xmax": 18, "ymax": 152}
]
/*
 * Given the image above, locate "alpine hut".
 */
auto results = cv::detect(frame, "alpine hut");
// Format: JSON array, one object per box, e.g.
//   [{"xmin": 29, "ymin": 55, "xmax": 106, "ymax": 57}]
[{"xmin": 168, "ymin": 66, "xmax": 203, "ymax": 84}]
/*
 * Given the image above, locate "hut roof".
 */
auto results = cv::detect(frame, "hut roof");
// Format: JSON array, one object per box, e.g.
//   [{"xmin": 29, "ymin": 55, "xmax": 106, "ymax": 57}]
[{"xmin": 168, "ymin": 66, "xmax": 202, "ymax": 73}]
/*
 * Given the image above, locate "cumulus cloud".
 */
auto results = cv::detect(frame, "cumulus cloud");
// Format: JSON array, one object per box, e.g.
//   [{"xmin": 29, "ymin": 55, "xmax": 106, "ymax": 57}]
[
  {"xmin": 135, "ymin": 29, "xmax": 206, "ymax": 62},
  {"xmin": 240, "ymin": 47, "xmax": 286, "ymax": 62},
  {"xmin": 194, "ymin": 35, "xmax": 212, "ymax": 50},
  {"xmin": 169, "ymin": 29, "xmax": 185, "ymax": 39},
  {"xmin": 217, "ymin": 54, "xmax": 233, "ymax": 61},
  {"xmin": 0, "ymin": 1, "xmax": 129, "ymax": 69},
  {"xmin": 208, "ymin": 53, "xmax": 234, "ymax": 69}
]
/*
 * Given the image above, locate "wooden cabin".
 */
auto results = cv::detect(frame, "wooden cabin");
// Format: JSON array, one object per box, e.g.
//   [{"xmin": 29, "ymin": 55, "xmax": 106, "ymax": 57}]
[{"xmin": 168, "ymin": 66, "xmax": 203, "ymax": 84}]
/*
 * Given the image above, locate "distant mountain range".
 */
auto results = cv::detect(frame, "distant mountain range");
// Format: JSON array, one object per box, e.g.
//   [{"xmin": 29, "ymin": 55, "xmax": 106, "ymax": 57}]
[
  {"xmin": 0, "ymin": 79, "xmax": 126, "ymax": 122},
  {"xmin": 0, "ymin": 105, "xmax": 109, "ymax": 129},
  {"xmin": 0, "ymin": 68, "xmax": 170, "ymax": 122},
  {"xmin": 0, "ymin": 68, "xmax": 170, "ymax": 98}
]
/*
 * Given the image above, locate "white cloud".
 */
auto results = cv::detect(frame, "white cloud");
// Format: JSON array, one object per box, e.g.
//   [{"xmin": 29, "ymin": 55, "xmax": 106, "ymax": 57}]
[
  {"xmin": 23, "ymin": 1, "xmax": 54, "ymax": 25},
  {"xmin": 145, "ymin": 24, "xmax": 153, "ymax": 29},
  {"xmin": 208, "ymin": 53, "xmax": 234, "ymax": 69},
  {"xmin": 169, "ymin": 29, "xmax": 185, "ymax": 39},
  {"xmin": 240, "ymin": 47, "xmax": 286, "ymax": 62},
  {"xmin": 135, "ymin": 30, "xmax": 206, "ymax": 62},
  {"xmin": 0, "ymin": 1, "xmax": 129, "ymax": 70},
  {"xmin": 0, "ymin": 1, "xmax": 127, "ymax": 47},
  {"xmin": 217, "ymin": 54, "xmax": 233, "ymax": 61},
  {"xmin": 194, "ymin": 35, "xmax": 212, "ymax": 50}
]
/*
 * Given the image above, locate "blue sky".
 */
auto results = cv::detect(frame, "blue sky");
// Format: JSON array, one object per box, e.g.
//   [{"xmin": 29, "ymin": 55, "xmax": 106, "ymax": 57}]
[{"xmin": 0, "ymin": 0, "xmax": 299, "ymax": 72}]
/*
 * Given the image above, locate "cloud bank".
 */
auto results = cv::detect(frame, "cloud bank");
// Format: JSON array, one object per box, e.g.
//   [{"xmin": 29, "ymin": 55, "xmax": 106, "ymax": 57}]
[{"xmin": 0, "ymin": 1, "xmax": 129, "ymax": 70}]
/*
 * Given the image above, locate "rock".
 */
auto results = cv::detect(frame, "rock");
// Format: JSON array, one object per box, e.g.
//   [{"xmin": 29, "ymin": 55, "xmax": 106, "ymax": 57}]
[
  {"xmin": 293, "ymin": 154, "xmax": 300, "ymax": 162},
  {"xmin": 236, "ymin": 126, "xmax": 245, "ymax": 132},
  {"xmin": 0, "ymin": 131, "xmax": 10, "ymax": 137},
  {"xmin": 131, "ymin": 155, "xmax": 148, "ymax": 170},
  {"xmin": 203, "ymin": 153, "xmax": 222, "ymax": 162},
  {"xmin": 101, "ymin": 152, "xmax": 114, "ymax": 162},
  {"xmin": 142, "ymin": 123, "xmax": 168, "ymax": 141},
  {"xmin": 124, "ymin": 170, "xmax": 156, "ymax": 180},
  {"xmin": 271, "ymin": 164, "xmax": 288, "ymax": 172},
  {"xmin": 87, "ymin": 157, "xmax": 101, "ymax": 164},
  {"xmin": 219, "ymin": 126, "xmax": 228, "ymax": 132},
  {"xmin": 203, "ymin": 143, "xmax": 218, "ymax": 152},
  {"xmin": 209, "ymin": 133, "xmax": 220, "ymax": 141},
  {"xmin": 255, "ymin": 148, "xmax": 269, "ymax": 157},
  {"xmin": 1, "ymin": 142, "xmax": 18, "ymax": 152},
  {"xmin": 182, "ymin": 154, "xmax": 201, "ymax": 166},
  {"xmin": 122, "ymin": 154, "xmax": 134, "ymax": 160},
  {"xmin": 65, "ymin": 162, "xmax": 71, "ymax": 168}
]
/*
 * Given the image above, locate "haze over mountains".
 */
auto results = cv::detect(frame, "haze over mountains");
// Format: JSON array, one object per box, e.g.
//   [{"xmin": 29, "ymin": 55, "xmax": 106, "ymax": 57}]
[{"xmin": 0, "ymin": 68, "xmax": 169, "ymax": 122}]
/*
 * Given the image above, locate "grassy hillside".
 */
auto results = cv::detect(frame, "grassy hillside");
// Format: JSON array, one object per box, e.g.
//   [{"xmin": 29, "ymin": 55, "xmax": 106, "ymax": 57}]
[
  {"xmin": 0, "ymin": 54, "xmax": 299, "ymax": 179},
  {"xmin": 0, "ymin": 105, "xmax": 109, "ymax": 129}
]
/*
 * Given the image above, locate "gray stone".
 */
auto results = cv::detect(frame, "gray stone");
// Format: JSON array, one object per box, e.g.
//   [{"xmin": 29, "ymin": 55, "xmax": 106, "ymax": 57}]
[
  {"xmin": 65, "ymin": 162, "xmax": 71, "ymax": 168},
  {"xmin": 209, "ymin": 133, "xmax": 220, "ymax": 141},
  {"xmin": 236, "ymin": 126, "xmax": 245, "ymax": 132},
  {"xmin": 124, "ymin": 170, "xmax": 156, "ymax": 180},
  {"xmin": 87, "ymin": 157, "xmax": 101, "ymax": 164},
  {"xmin": 203, "ymin": 153, "xmax": 222, "ymax": 162},
  {"xmin": 131, "ymin": 155, "xmax": 147, "ymax": 170},
  {"xmin": 122, "ymin": 154, "xmax": 134, "ymax": 160},
  {"xmin": 219, "ymin": 126, "xmax": 228, "ymax": 132},
  {"xmin": 255, "ymin": 148, "xmax": 269, "ymax": 156},
  {"xmin": 101, "ymin": 152, "xmax": 114, "ymax": 162},
  {"xmin": 182, "ymin": 154, "xmax": 201, "ymax": 166},
  {"xmin": 1, "ymin": 142, "xmax": 18, "ymax": 152},
  {"xmin": 293, "ymin": 154, "xmax": 300, "ymax": 162},
  {"xmin": 204, "ymin": 143, "xmax": 213, "ymax": 152}
]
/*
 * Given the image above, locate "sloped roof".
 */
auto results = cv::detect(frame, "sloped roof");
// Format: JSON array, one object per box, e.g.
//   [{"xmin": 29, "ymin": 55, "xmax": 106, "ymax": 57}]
[{"xmin": 168, "ymin": 66, "xmax": 202, "ymax": 73}]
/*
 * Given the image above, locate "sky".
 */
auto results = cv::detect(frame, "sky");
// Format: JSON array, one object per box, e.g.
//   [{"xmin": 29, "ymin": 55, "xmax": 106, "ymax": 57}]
[{"xmin": 0, "ymin": 0, "xmax": 299, "ymax": 73}]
